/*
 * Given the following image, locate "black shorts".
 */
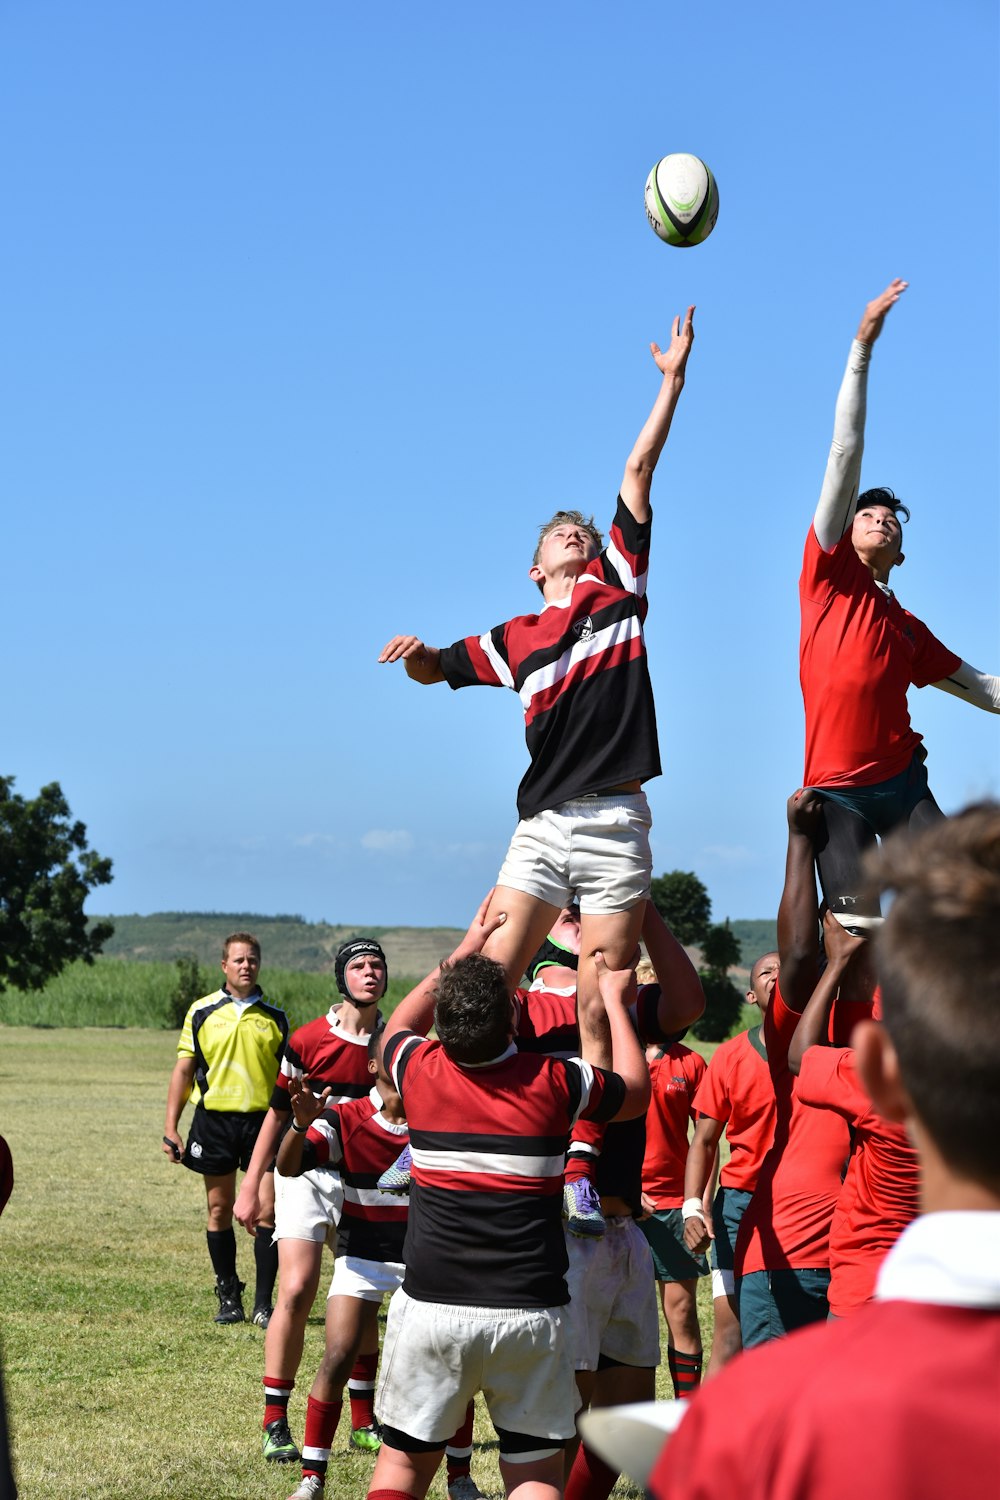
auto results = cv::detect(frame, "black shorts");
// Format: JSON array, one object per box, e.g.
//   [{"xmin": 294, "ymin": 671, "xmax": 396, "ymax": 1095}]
[{"xmin": 183, "ymin": 1107, "xmax": 266, "ymax": 1176}]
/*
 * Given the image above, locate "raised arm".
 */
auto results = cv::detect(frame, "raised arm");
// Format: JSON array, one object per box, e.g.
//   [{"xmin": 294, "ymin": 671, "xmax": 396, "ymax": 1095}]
[
  {"xmin": 377, "ymin": 635, "xmax": 444, "ymax": 684},
  {"xmin": 932, "ymin": 660, "xmax": 1000, "ymax": 714},
  {"xmin": 813, "ymin": 279, "xmax": 907, "ymax": 550},
  {"xmin": 382, "ymin": 892, "xmax": 507, "ymax": 1046},
  {"xmin": 641, "ymin": 899, "xmax": 705, "ymax": 1035},
  {"xmin": 787, "ymin": 913, "xmax": 867, "ymax": 1075},
  {"xmin": 619, "ymin": 306, "xmax": 696, "ymax": 523},
  {"xmin": 594, "ymin": 954, "xmax": 651, "ymax": 1121},
  {"xmin": 777, "ymin": 789, "xmax": 823, "ymax": 1013}
]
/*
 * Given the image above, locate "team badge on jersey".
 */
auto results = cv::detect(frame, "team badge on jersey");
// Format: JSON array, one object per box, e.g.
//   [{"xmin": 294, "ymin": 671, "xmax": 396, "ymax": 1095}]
[{"xmin": 573, "ymin": 615, "xmax": 595, "ymax": 642}]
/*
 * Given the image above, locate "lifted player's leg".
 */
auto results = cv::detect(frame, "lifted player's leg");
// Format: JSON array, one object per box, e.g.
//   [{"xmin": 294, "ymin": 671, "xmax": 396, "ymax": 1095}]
[{"xmin": 480, "ymin": 886, "xmax": 562, "ymax": 991}]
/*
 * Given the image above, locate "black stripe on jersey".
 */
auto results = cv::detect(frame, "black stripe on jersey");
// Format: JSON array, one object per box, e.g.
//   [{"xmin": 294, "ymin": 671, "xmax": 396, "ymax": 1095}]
[
  {"xmin": 438, "ymin": 638, "xmax": 481, "ymax": 689},
  {"xmin": 512, "ymin": 590, "xmax": 644, "ymax": 688},
  {"xmin": 409, "ymin": 1129, "xmax": 570, "ymax": 1156}
]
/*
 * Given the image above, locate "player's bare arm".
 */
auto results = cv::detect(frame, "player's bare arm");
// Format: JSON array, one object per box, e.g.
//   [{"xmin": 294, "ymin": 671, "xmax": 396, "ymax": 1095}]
[
  {"xmin": 641, "ymin": 900, "xmax": 705, "ymax": 1035},
  {"xmin": 620, "ymin": 305, "xmax": 696, "ymax": 522},
  {"xmin": 377, "ymin": 634, "xmax": 444, "ymax": 684},
  {"xmin": 813, "ymin": 279, "xmax": 907, "ymax": 549},
  {"xmin": 163, "ymin": 1055, "xmax": 195, "ymax": 1161},
  {"xmin": 594, "ymin": 952, "xmax": 651, "ymax": 1120},
  {"xmin": 787, "ymin": 913, "xmax": 866, "ymax": 1076},
  {"xmin": 682, "ymin": 1115, "xmax": 725, "ymax": 1254},
  {"xmin": 777, "ymin": 789, "xmax": 824, "ymax": 1012},
  {"xmin": 233, "ymin": 1106, "xmax": 288, "ymax": 1233}
]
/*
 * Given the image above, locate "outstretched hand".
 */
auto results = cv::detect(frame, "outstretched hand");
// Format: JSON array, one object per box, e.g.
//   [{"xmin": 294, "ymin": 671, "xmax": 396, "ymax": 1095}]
[
  {"xmin": 378, "ymin": 635, "xmax": 443, "ymax": 685},
  {"xmin": 856, "ymin": 279, "xmax": 907, "ymax": 345},
  {"xmin": 287, "ymin": 1075, "xmax": 331, "ymax": 1130},
  {"xmin": 821, "ymin": 908, "xmax": 868, "ymax": 968},
  {"xmin": 650, "ymin": 306, "xmax": 696, "ymax": 380}
]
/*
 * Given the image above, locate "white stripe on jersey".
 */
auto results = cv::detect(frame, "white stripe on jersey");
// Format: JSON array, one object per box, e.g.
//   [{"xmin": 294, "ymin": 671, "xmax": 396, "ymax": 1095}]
[
  {"xmin": 518, "ymin": 614, "xmax": 644, "ymax": 713},
  {"xmin": 411, "ymin": 1146, "xmax": 566, "ymax": 1179},
  {"xmin": 480, "ymin": 629, "xmax": 515, "ymax": 689},
  {"xmin": 343, "ymin": 1184, "xmax": 409, "ymax": 1207},
  {"xmin": 604, "ymin": 535, "xmax": 645, "ymax": 597},
  {"xmin": 566, "ymin": 1056, "xmax": 598, "ymax": 1124}
]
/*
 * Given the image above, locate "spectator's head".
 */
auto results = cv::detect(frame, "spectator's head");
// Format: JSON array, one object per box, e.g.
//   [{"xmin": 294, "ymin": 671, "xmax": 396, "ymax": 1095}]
[
  {"xmin": 434, "ymin": 953, "xmax": 514, "ymax": 1064},
  {"xmin": 746, "ymin": 951, "xmax": 779, "ymax": 1013},
  {"xmin": 335, "ymin": 939, "xmax": 388, "ymax": 1009},
  {"xmin": 858, "ymin": 803, "xmax": 1000, "ymax": 1196}
]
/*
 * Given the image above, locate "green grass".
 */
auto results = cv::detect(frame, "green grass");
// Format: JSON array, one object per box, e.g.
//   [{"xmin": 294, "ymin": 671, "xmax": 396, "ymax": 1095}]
[{"xmin": 2, "ymin": 1028, "xmax": 715, "ymax": 1499}]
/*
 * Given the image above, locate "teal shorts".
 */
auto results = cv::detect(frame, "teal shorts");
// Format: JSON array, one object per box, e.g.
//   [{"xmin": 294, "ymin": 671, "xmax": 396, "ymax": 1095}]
[{"xmin": 639, "ymin": 1209, "xmax": 709, "ymax": 1283}]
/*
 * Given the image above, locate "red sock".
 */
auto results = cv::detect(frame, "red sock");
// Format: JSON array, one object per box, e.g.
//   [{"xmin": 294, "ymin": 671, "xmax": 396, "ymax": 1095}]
[
  {"xmin": 263, "ymin": 1375, "xmax": 294, "ymax": 1428},
  {"xmin": 565, "ymin": 1440, "xmax": 618, "ymax": 1500},
  {"xmin": 367, "ymin": 1492, "xmax": 417, "ymax": 1500},
  {"xmin": 668, "ymin": 1346, "xmax": 703, "ymax": 1398},
  {"xmin": 301, "ymin": 1394, "xmax": 342, "ymax": 1479},
  {"xmin": 348, "ymin": 1351, "xmax": 378, "ymax": 1429},
  {"xmin": 445, "ymin": 1398, "xmax": 475, "ymax": 1482}
]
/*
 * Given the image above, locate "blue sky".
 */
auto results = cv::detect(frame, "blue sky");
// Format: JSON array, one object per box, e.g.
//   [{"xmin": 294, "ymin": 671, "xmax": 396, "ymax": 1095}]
[{"xmin": 4, "ymin": 1, "xmax": 997, "ymax": 930}]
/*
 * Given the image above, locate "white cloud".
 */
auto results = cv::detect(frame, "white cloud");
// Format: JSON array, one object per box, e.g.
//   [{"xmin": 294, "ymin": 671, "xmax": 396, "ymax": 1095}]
[
  {"xmin": 293, "ymin": 832, "xmax": 340, "ymax": 848},
  {"xmin": 361, "ymin": 828, "xmax": 415, "ymax": 854},
  {"xmin": 701, "ymin": 844, "xmax": 753, "ymax": 866}
]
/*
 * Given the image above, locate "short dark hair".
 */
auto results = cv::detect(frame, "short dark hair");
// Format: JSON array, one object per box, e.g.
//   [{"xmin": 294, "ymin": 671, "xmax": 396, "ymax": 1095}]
[
  {"xmin": 871, "ymin": 803, "xmax": 1000, "ymax": 1190},
  {"xmin": 433, "ymin": 953, "xmax": 512, "ymax": 1064},
  {"xmin": 222, "ymin": 931, "xmax": 261, "ymax": 961},
  {"xmin": 857, "ymin": 486, "xmax": 911, "ymax": 525}
]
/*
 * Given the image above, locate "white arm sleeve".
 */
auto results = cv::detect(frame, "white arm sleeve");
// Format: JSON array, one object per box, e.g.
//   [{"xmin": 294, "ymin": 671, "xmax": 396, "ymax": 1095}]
[
  {"xmin": 931, "ymin": 661, "xmax": 1000, "ymax": 714},
  {"xmin": 813, "ymin": 339, "xmax": 872, "ymax": 551}
]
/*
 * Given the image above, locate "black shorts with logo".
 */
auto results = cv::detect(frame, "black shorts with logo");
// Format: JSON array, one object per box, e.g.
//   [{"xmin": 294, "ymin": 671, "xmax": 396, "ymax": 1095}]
[{"xmin": 182, "ymin": 1106, "xmax": 266, "ymax": 1176}]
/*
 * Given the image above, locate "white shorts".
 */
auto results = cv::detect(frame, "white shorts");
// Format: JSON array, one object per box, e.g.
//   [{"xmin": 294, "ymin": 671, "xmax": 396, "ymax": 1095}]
[
  {"xmin": 712, "ymin": 1267, "xmax": 735, "ymax": 1299},
  {"xmin": 329, "ymin": 1255, "xmax": 406, "ymax": 1302},
  {"xmin": 496, "ymin": 793, "xmax": 652, "ymax": 914},
  {"xmin": 273, "ymin": 1167, "xmax": 343, "ymax": 1248},
  {"xmin": 564, "ymin": 1216, "xmax": 660, "ymax": 1371},
  {"xmin": 376, "ymin": 1287, "xmax": 576, "ymax": 1454}
]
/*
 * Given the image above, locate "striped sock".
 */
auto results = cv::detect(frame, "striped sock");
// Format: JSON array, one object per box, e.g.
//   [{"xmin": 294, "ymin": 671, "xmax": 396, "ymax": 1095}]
[
  {"xmin": 348, "ymin": 1351, "xmax": 378, "ymax": 1430},
  {"xmin": 668, "ymin": 1346, "xmax": 703, "ymax": 1398},
  {"xmin": 263, "ymin": 1375, "xmax": 294, "ymax": 1428},
  {"xmin": 445, "ymin": 1399, "xmax": 475, "ymax": 1482},
  {"xmin": 301, "ymin": 1394, "xmax": 342, "ymax": 1479}
]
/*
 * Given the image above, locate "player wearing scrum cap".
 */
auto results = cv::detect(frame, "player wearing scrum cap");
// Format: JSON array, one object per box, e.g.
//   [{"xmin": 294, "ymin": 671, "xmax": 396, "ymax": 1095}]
[{"xmin": 234, "ymin": 939, "xmax": 388, "ymax": 1465}]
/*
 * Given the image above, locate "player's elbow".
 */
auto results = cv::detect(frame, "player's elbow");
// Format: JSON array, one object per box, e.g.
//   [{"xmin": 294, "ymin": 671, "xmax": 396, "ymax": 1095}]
[{"xmin": 615, "ymin": 1073, "xmax": 652, "ymax": 1121}]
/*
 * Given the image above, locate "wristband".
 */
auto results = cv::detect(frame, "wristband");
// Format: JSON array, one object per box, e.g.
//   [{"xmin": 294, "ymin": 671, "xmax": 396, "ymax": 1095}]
[
  {"xmin": 291, "ymin": 1119, "xmax": 310, "ymax": 1135},
  {"xmin": 682, "ymin": 1197, "xmax": 707, "ymax": 1222}
]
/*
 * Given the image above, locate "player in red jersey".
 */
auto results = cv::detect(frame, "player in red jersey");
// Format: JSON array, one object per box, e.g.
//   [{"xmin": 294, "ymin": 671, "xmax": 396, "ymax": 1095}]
[
  {"xmin": 234, "ymin": 940, "xmax": 389, "ymax": 1465},
  {"xmin": 788, "ymin": 913, "xmax": 920, "ymax": 1318},
  {"xmin": 734, "ymin": 794, "xmax": 872, "ymax": 1345},
  {"xmin": 801, "ymin": 279, "xmax": 999, "ymax": 932},
  {"xmin": 629, "ymin": 803, "xmax": 1000, "ymax": 1500},
  {"xmin": 639, "ymin": 1037, "xmax": 707, "ymax": 1398},
  {"xmin": 379, "ymin": 311, "xmax": 697, "ymax": 1233},
  {"xmin": 681, "ymin": 952, "xmax": 778, "ymax": 1374}
]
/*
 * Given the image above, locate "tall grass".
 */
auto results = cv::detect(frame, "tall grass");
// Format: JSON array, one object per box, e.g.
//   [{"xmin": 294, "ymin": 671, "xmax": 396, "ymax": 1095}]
[{"xmin": 0, "ymin": 957, "xmax": 413, "ymax": 1031}]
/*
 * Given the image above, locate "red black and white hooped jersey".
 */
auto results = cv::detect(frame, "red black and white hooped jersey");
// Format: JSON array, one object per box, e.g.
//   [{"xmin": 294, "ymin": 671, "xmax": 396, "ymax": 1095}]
[
  {"xmin": 384, "ymin": 1029, "xmax": 625, "ymax": 1307},
  {"xmin": 437, "ymin": 495, "xmax": 660, "ymax": 819},
  {"xmin": 304, "ymin": 1087, "xmax": 410, "ymax": 1264},
  {"xmin": 270, "ymin": 1006, "xmax": 382, "ymax": 1115}
]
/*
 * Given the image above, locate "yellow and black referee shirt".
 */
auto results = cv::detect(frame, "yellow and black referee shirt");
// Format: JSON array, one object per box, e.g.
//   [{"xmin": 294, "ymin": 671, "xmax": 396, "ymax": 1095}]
[{"xmin": 178, "ymin": 989, "xmax": 289, "ymax": 1113}]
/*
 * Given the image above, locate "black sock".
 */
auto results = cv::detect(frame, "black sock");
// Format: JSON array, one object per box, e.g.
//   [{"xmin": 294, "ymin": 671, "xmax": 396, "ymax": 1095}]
[
  {"xmin": 206, "ymin": 1227, "xmax": 237, "ymax": 1281},
  {"xmin": 253, "ymin": 1224, "xmax": 278, "ymax": 1307}
]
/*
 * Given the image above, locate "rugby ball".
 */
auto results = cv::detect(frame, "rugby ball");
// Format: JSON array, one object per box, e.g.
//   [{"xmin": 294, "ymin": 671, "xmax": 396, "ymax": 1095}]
[{"xmin": 644, "ymin": 154, "xmax": 719, "ymax": 247}]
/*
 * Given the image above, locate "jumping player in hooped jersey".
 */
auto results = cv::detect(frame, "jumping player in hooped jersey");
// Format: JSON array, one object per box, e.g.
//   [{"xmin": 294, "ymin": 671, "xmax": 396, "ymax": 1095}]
[
  {"xmin": 800, "ymin": 279, "xmax": 1000, "ymax": 932},
  {"xmin": 379, "ymin": 308, "xmax": 697, "ymax": 1224}
]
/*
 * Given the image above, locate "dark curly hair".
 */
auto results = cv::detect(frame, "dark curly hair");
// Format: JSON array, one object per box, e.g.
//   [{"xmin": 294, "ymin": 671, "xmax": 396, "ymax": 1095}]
[
  {"xmin": 433, "ymin": 953, "xmax": 513, "ymax": 1064},
  {"xmin": 857, "ymin": 486, "xmax": 911, "ymax": 525}
]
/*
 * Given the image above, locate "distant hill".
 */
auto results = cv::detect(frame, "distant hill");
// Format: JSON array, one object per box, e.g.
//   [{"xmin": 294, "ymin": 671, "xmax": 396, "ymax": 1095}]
[{"xmin": 94, "ymin": 910, "xmax": 777, "ymax": 982}]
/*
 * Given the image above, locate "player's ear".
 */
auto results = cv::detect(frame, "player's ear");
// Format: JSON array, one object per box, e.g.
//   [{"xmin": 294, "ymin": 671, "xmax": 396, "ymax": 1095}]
[
  {"xmin": 528, "ymin": 562, "xmax": 545, "ymax": 586},
  {"xmin": 892, "ymin": 550, "xmax": 905, "ymax": 568},
  {"xmin": 854, "ymin": 1020, "xmax": 910, "ymax": 1123}
]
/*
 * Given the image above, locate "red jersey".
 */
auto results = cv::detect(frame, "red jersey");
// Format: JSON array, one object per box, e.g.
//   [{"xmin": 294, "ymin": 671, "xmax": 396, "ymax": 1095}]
[
  {"xmin": 306, "ymin": 1089, "xmax": 409, "ymax": 1264},
  {"xmin": 692, "ymin": 1026, "xmax": 776, "ymax": 1193},
  {"xmin": 735, "ymin": 983, "xmax": 852, "ymax": 1275},
  {"xmin": 650, "ymin": 1301, "xmax": 1000, "ymax": 1500},
  {"xmin": 271, "ymin": 1006, "xmax": 378, "ymax": 1111},
  {"xmin": 642, "ymin": 1043, "xmax": 706, "ymax": 1208},
  {"xmin": 797, "ymin": 1046, "xmax": 920, "ymax": 1317},
  {"xmin": 384, "ymin": 1030, "xmax": 625, "ymax": 1308},
  {"xmin": 799, "ymin": 524, "xmax": 960, "ymax": 787},
  {"xmin": 438, "ymin": 496, "xmax": 659, "ymax": 819}
]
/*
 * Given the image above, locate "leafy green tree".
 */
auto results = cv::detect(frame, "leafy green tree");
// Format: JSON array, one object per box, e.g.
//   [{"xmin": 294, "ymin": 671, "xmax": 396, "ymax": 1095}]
[
  {"xmin": 168, "ymin": 954, "xmax": 212, "ymax": 1030},
  {"xmin": 0, "ymin": 777, "xmax": 113, "ymax": 993},
  {"xmin": 693, "ymin": 918, "xmax": 744, "ymax": 1042},
  {"xmin": 648, "ymin": 869, "xmax": 712, "ymax": 947}
]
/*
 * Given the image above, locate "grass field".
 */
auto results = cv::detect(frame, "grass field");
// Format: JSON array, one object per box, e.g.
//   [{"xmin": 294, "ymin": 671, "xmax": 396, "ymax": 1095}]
[{"xmin": 1, "ymin": 1028, "xmax": 717, "ymax": 1499}]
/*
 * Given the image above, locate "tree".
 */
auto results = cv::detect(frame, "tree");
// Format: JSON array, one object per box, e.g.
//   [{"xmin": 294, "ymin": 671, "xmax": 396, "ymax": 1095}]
[
  {"xmin": 648, "ymin": 869, "xmax": 712, "ymax": 947},
  {"xmin": 0, "ymin": 777, "xmax": 113, "ymax": 993},
  {"xmin": 693, "ymin": 918, "xmax": 745, "ymax": 1043}
]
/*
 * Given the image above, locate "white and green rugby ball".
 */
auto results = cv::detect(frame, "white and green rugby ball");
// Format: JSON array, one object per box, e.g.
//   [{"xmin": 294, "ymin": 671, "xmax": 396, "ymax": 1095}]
[{"xmin": 644, "ymin": 153, "xmax": 719, "ymax": 247}]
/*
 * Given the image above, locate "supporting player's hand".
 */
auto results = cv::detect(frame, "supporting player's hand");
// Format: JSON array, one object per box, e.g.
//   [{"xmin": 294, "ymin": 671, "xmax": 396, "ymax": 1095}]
[
  {"xmin": 650, "ymin": 306, "xmax": 695, "ymax": 381},
  {"xmin": 821, "ymin": 908, "xmax": 868, "ymax": 968},
  {"xmin": 288, "ymin": 1075, "xmax": 332, "ymax": 1131},
  {"xmin": 856, "ymin": 279, "xmax": 907, "ymax": 346},
  {"xmin": 594, "ymin": 951, "xmax": 638, "ymax": 1011},
  {"xmin": 162, "ymin": 1130, "xmax": 184, "ymax": 1163},
  {"xmin": 454, "ymin": 889, "xmax": 507, "ymax": 960},
  {"xmin": 787, "ymin": 787, "xmax": 823, "ymax": 840},
  {"xmin": 378, "ymin": 636, "xmax": 444, "ymax": 685}
]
